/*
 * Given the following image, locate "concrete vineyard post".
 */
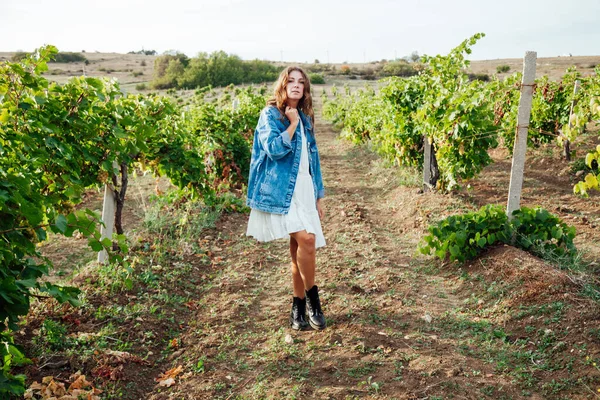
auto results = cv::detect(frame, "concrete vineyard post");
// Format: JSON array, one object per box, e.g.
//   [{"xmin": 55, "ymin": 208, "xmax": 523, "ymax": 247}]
[
  {"xmin": 506, "ymin": 51, "xmax": 537, "ymax": 220},
  {"xmin": 97, "ymin": 163, "xmax": 118, "ymax": 263}
]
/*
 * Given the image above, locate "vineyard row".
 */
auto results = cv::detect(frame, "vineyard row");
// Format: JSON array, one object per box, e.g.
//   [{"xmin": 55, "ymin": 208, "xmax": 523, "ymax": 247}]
[
  {"xmin": 0, "ymin": 45, "xmax": 267, "ymax": 396},
  {"xmin": 321, "ymin": 33, "xmax": 600, "ymax": 195}
]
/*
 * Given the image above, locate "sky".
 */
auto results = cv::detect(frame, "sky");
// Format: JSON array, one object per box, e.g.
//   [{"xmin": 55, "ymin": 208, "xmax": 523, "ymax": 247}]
[{"xmin": 1, "ymin": 0, "xmax": 599, "ymax": 63}]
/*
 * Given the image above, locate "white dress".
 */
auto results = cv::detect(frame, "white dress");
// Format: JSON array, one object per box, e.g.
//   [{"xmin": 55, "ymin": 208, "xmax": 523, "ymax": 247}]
[{"xmin": 246, "ymin": 121, "xmax": 326, "ymax": 248}]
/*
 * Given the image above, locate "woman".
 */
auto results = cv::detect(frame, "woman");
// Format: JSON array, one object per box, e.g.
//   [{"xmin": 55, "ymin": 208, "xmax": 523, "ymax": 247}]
[{"xmin": 246, "ymin": 66, "xmax": 326, "ymax": 331}]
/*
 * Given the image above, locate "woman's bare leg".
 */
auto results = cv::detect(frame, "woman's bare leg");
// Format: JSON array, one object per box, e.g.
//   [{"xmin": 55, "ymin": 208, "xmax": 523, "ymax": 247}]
[
  {"xmin": 289, "ymin": 234, "xmax": 313, "ymax": 330},
  {"xmin": 291, "ymin": 230, "xmax": 325, "ymax": 329},
  {"xmin": 290, "ymin": 230, "xmax": 316, "ymax": 291},
  {"xmin": 289, "ymin": 236, "xmax": 305, "ymax": 298}
]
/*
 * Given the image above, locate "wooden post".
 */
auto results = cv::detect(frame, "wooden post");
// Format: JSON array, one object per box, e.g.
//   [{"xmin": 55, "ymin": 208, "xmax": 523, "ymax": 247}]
[
  {"xmin": 506, "ymin": 51, "xmax": 537, "ymax": 220},
  {"xmin": 97, "ymin": 162, "xmax": 118, "ymax": 263},
  {"xmin": 563, "ymin": 80, "xmax": 580, "ymax": 161}
]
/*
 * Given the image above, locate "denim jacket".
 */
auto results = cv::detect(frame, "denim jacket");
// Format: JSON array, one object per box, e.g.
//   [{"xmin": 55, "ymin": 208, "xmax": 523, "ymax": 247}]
[{"xmin": 246, "ymin": 105, "xmax": 325, "ymax": 214}]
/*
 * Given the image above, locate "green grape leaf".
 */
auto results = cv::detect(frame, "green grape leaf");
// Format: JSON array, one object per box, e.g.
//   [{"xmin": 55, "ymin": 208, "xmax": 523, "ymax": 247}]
[
  {"xmin": 585, "ymin": 173, "xmax": 599, "ymax": 190},
  {"xmin": 54, "ymin": 214, "xmax": 68, "ymax": 233}
]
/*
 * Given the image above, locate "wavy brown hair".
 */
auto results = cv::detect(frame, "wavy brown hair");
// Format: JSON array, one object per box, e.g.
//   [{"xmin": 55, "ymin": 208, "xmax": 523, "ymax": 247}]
[{"xmin": 267, "ymin": 66, "xmax": 314, "ymax": 124}]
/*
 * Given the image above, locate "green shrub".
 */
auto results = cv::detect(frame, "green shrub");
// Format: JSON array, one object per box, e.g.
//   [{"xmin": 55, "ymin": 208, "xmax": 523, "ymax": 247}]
[
  {"xmin": 468, "ymin": 73, "xmax": 490, "ymax": 82},
  {"xmin": 419, "ymin": 205, "xmax": 576, "ymax": 263},
  {"xmin": 381, "ymin": 61, "xmax": 417, "ymax": 77},
  {"xmin": 306, "ymin": 63, "xmax": 331, "ymax": 73},
  {"xmin": 195, "ymin": 86, "xmax": 212, "ymax": 96},
  {"xmin": 132, "ymin": 71, "xmax": 143, "ymax": 77},
  {"xmin": 135, "ymin": 83, "xmax": 147, "ymax": 91},
  {"xmin": 511, "ymin": 207, "xmax": 576, "ymax": 258},
  {"xmin": 309, "ymin": 73, "xmax": 325, "ymax": 84},
  {"xmin": 496, "ymin": 64, "xmax": 510, "ymax": 73},
  {"xmin": 11, "ymin": 52, "xmax": 30, "ymax": 62},
  {"xmin": 420, "ymin": 205, "xmax": 510, "ymax": 262},
  {"xmin": 570, "ymin": 156, "xmax": 598, "ymax": 175},
  {"xmin": 37, "ymin": 319, "xmax": 70, "ymax": 351},
  {"xmin": 51, "ymin": 52, "xmax": 87, "ymax": 63},
  {"xmin": 128, "ymin": 49, "xmax": 157, "ymax": 56}
]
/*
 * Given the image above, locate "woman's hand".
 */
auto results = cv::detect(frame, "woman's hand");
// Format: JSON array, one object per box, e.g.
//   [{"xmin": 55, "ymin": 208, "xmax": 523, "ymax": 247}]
[
  {"xmin": 285, "ymin": 106, "xmax": 299, "ymax": 127},
  {"xmin": 316, "ymin": 198, "xmax": 325, "ymax": 220},
  {"xmin": 285, "ymin": 106, "xmax": 299, "ymax": 140}
]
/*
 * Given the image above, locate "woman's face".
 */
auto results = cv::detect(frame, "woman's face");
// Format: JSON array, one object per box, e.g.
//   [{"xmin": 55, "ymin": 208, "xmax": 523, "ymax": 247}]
[{"xmin": 286, "ymin": 70, "xmax": 305, "ymax": 103}]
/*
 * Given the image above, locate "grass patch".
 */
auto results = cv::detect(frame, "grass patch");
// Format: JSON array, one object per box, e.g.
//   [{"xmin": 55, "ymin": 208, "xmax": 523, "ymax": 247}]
[
  {"xmin": 21, "ymin": 184, "xmax": 230, "ymax": 398},
  {"xmin": 348, "ymin": 361, "xmax": 380, "ymax": 378},
  {"xmin": 436, "ymin": 310, "xmax": 580, "ymax": 392}
]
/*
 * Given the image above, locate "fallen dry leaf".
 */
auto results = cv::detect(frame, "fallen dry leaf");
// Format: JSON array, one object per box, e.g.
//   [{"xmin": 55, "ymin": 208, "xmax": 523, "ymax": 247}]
[
  {"xmin": 47, "ymin": 380, "xmax": 67, "ymax": 397},
  {"xmin": 29, "ymin": 372, "xmax": 104, "ymax": 399},
  {"xmin": 92, "ymin": 363, "xmax": 121, "ymax": 381},
  {"xmin": 158, "ymin": 365, "xmax": 184, "ymax": 380},
  {"xmin": 155, "ymin": 365, "xmax": 184, "ymax": 387},
  {"xmin": 29, "ymin": 382, "xmax": 44, "ymax": 390},
  {"xmin": 180, "ymin": 372, "xmax": 193, "ymax": 380},
  {"xmin": 67, "ymin": 374, "xmax": 92, "ymax": 391},
  {"xmin": 103, "ymin": 349, "xmax": 144, "ymax": 364},
  {"xmin": 157, "ymin": 377, "xmax": 176, "ymax": 387}
]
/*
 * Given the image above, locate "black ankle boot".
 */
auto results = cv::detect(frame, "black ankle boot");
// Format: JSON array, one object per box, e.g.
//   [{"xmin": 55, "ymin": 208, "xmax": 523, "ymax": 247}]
[
  {"xmin": 290, "ymin": 297, "xmax": 309, "ymax": 331},
  {"xmin": 305, "ymin": 285, "xmax": 326, "ymax": 330}
]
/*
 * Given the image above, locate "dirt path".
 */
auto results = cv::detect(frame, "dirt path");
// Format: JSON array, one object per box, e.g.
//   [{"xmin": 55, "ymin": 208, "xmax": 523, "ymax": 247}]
[
  {"xmin": 27, "ymin": 97, "xmax": 600, "ymax": 399},
  {"xmin": 140, "ymin": 105, "xmax": 599, "ymax": 399}
]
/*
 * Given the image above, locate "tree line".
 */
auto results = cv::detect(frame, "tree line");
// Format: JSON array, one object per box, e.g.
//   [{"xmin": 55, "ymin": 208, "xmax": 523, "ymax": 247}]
[{"xmin": 151, "ymin": 51, "xmax": 279, "ymax": 90}]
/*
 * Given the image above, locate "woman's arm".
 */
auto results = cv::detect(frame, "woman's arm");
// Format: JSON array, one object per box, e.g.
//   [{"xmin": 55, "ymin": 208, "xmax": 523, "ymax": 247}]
[
  {"xmin": 257, "ymin": 108, "xmax": 294, "ymax": 161},
  {"xmin": 285, "ymin": 106, "xmax": 299, "ymax": 140}
]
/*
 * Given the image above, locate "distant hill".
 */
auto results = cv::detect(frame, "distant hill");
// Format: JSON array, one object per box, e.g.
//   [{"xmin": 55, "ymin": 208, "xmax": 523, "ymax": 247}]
[
  {"xmin": 0, "ymin": 51, "xmax": 155, "ymax": 93},
  {"xmin": 1, "ymin": 51, "xmax": 598, "ymax": 93}
]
